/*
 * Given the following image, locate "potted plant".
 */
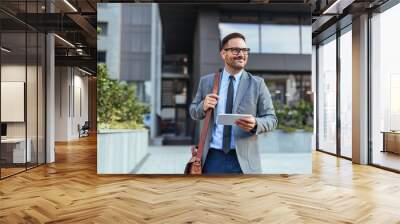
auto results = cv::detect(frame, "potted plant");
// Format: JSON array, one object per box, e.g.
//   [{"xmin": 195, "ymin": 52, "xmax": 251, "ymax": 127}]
[{"xmin": 97, "ymin": 64, "xmax": 150, "ymax": 174}]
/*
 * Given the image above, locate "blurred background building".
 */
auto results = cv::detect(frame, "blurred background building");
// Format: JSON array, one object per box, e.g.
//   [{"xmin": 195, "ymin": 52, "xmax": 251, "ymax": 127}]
[{"xmin": 98, "ymin": 3, "xmax": 312, "ymax": 145}]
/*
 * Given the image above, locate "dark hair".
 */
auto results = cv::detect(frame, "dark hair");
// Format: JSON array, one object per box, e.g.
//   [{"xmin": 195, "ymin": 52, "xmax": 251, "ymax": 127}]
[{"xmin": 220, "ymin": 32, "xmax": 246, "ymax": 51}]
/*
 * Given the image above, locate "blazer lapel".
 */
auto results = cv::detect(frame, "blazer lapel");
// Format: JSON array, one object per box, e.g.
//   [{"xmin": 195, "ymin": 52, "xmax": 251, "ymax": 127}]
[{"xmin": 233, "ymin": 70, "xmax": 250, "ymax": 113}]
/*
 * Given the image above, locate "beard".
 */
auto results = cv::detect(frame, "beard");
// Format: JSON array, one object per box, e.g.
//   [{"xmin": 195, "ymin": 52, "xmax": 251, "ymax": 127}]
[{"xmin": 227, "ymin": 56, "xmax": 246, "ymax": 70}]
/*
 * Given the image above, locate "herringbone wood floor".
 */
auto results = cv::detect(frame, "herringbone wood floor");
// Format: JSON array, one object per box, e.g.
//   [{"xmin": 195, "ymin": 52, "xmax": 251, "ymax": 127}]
[{"xmin": 1, "ymin": 135, "xmax": 400, "ymax": 224}]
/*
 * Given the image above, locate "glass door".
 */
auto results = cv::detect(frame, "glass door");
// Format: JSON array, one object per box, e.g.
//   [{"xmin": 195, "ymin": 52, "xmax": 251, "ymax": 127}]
[
  {"xmin": 1, "ymin": 29, "xmax": 28, "ymax": 178},
  {"xmin": 0, "ymin": 1, "xmax": 46, "ymax": 179}
]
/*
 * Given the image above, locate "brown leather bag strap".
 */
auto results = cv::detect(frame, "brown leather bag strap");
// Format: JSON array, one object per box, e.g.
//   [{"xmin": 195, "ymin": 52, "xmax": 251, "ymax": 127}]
[{"xmin": 196, "ymin": 72, "xmax": 221, "ymax": 160}]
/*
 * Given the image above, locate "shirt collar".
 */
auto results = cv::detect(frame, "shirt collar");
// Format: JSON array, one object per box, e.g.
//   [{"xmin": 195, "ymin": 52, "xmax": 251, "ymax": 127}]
[{"xmin": 223, "ymin": 67, "xmax": 243, "ymax": 81}]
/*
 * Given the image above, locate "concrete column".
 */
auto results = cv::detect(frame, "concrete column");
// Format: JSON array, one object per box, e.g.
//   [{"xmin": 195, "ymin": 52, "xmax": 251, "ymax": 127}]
[
  {"xmin": 46, "ymin": 33, "xmax": 55, "ymax": 163},
  {"xmin": 54, "ymin": 67, "xmax": 74, "ymax": 141},
  {"xmin": 352, "ymin": 14, "xmax": 369, "ymax": 164},
  {"xmin": 194, "ymin": 7, "xmax": 223, "ymax": 89},
  {"xmin": 192, "ymin": 8, "xmax": 223, "ymax": 143},
  {"xmin": 150, "ymin": 4, "xmax": 162, "ymax": 140},
  {"xmin": 312, "ymin": 45, "xmax": 317, "ymax": 150}
]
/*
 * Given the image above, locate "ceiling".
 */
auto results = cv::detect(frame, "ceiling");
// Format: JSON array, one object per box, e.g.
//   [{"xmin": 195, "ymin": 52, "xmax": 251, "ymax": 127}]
[
  {"xmin": 1, "ymin": 0, "xmax": 395, "ymax": 74},
  {"xmin": 0, "ymin": 0, "xmax": 98, "ymax": 74},
  {"xmin": 311, "ymin": 0, "xmax": 390, "ymax": 43}
]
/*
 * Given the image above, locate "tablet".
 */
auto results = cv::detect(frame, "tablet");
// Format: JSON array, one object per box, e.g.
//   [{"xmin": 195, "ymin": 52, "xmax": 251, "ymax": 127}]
[{"xmin": 216, "ymin": 113, "xmax": 252, "ymax": 125}]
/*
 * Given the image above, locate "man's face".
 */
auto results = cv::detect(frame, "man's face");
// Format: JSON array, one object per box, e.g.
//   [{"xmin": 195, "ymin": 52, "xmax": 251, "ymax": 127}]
[{"xmin": 220, "ymin": 38, "xmax": 248, "ymax": 70}]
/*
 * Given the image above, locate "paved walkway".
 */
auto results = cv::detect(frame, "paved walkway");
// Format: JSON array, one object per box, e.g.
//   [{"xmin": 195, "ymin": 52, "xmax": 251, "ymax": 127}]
[{"xmin": 136, "ymin": 146, "xmax": 311, "ymax": 174}]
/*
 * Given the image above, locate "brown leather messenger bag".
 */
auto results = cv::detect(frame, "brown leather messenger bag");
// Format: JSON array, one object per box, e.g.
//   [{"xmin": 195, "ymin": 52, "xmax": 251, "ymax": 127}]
[{"xmin": 184, "ymin": 72, "xmax": 220, "ymax": 174}]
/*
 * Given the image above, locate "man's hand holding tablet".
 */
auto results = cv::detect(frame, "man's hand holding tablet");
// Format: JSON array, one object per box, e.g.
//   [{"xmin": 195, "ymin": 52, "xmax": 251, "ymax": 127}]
[{"xmin": 216, "ymin": 114, "xmax": 257, "ymax": 132}]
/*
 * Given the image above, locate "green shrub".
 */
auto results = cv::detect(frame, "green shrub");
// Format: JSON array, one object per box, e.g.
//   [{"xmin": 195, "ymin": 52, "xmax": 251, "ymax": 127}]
[
  {"xmin": 97, "ymin": 64, "xmax": 149, "ymax": 129},
  {"xmin": 274, "ymin": 99, "xmax": 313, "ymax": 133}
]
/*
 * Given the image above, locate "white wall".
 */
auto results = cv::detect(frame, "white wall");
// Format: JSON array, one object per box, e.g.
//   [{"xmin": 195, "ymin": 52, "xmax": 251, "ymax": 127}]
[
  {"xmin": 1, "ymin": 65, "xmax": 38, "ymax": 137},
  {"xmin": 55, "ymin": 67, "xmax": 69, "ymax": 141},
  {"xmin": 71, "ymin": 73, "xmax": 89, "ymax": 138},
  {"xmin": 55, "ymin": 67, "xmax": 89, "ymax": 141},
  {"xmin": 1, "ymin": 65, "xmax": 26, "ymax": 139},
  {"xmin": 1, "ymin": 63, "xmax": 46, "ymax": 164}
]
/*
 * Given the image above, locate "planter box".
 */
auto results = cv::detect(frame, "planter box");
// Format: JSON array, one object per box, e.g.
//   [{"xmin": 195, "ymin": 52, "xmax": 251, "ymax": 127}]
[
  {"xmin": 258, "ymin": 129, "xmax": 312, "ymax": 153},
  {"xmin": 97, "ymin": 129, "xmax": 149, "ymax": 174}
]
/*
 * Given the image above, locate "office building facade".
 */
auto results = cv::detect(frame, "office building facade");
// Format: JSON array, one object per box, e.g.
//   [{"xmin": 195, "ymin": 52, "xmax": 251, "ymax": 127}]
[{"xmin": 162, "ymin": 4, "xmax": 312, "ymax": 144}]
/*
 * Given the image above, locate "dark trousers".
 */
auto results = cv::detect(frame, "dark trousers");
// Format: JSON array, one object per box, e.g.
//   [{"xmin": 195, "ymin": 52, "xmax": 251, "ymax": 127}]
[{"xmin": 202, "ymin": 148, "xmax": 243, "ymax": 174}]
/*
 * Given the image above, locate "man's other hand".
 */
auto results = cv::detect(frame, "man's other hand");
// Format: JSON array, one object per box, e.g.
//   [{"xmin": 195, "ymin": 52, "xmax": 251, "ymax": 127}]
[{"xmin": 235, "ymin": 116, "xmax": 257, "ymax": 132}]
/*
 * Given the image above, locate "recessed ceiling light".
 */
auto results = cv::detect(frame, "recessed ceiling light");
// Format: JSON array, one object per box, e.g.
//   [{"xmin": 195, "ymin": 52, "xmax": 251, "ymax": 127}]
[
  {"xmin": 54, "ymin": 34, "xmax": 75, "ymax": 48},
  {"xmin": 1, "ymin": 47, "xmax": 11, "ymax": 53},
  {"xmin": 78, "ymin": 67, "xmax": 92, "ymax": 76},
  {"xmin": 322, "ymin": 0, "xmax": 354, "ymax": 15},
  {"xmin": 63, "ymin": 0, "xmax": 78, "ymax": 12}
]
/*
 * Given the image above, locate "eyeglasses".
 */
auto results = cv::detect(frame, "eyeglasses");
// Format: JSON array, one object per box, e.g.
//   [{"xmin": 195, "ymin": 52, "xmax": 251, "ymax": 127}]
[{"xmin": 224, "ymin": 47, "xmax": 250, "ymax": 55}]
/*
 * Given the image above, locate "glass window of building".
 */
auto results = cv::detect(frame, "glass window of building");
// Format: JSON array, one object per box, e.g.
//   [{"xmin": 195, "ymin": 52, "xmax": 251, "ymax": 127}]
[
  {"xmin": 371, "ymin": 3, "xmax": 400, "ymax": 171},
  {"xmin": 98, "ymin": 22, "xmax": 108, "ymax": 36},
  {"xmin": 317, "ymin": 36, "xmax": 337, "ymax": 154},
  {"xmin": 218, "ymin": 23, "xmax": 260, "ymax": 53},
  {"xmin": 261, "ymin": 24, "xmax": 300, "ymax": 54},
  {"xmin": 301, "ymin": 25, "xmax": 312, "ymax": 54},
  {"xmin": 98, "ymin": 51, "xmax": 106, "ymax": 63},
  {"xmin": 261, "ymin": 73, "xmax": 312, "ymax": 106},
  {"xmin": 339, "ymin": 28, "xmax": 352, "ymax": 158},
  {"xmin": 219, "ymin": 22, "xmax": 307, "ymax": 55}
]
